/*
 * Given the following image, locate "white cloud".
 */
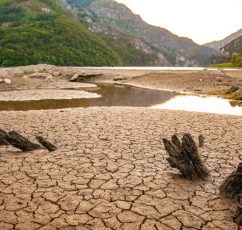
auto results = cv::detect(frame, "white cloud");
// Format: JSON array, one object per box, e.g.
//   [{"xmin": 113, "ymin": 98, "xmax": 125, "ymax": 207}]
[{"xmin": 115, "ymin": 0, "xmax": 242, "ymax": 44}]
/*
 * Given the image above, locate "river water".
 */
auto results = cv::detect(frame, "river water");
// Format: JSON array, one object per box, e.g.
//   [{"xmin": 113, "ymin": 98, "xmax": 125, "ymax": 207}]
[{"xmin": 0, "ymin": 83, "xmax": 241, "ymax": 116}]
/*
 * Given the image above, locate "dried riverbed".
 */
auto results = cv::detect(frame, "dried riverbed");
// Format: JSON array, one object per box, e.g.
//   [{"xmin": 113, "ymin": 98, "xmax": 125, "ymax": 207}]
[
  {"xmin": 0, "ymin": 66, "xmax": 242, "ymax": 229},
  {"xmin": 0, "ymin": 107, "xmax": 241, "ymax": 229}
]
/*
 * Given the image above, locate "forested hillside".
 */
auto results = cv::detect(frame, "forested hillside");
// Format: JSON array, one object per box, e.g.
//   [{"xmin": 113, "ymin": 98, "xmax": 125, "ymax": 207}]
[{"xmin": 0, "ymin": 0, "xmax": 122, "ymax": 66}]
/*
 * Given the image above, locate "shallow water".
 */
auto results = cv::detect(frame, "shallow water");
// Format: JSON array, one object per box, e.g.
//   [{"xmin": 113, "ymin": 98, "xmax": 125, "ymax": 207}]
[
  {"xmin": 0, "ymin": 84, "xmax": 241, "ymax": 115},
  {"xmin": 152, "ymin": 95, "xmax": 242, "ymax": 116},
  {"xmin": 0, "ymin": 84, "xmax": 177, "ymax": 111}
]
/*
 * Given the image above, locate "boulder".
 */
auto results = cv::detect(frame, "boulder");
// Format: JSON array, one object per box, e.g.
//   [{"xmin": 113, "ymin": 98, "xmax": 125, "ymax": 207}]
[
  {"xmin": 70, "ymin": 72, "xmax": 102, "ymax": 82},
  {"xmin": 52, "ymin": 71, "xmax": 61, "ymax": 77},
  {"xmin": 114, "ymin": 75, "xmax": 127, "ymax": 81},
  {"xmin": 3, "ymin": 78, "xmax": 12, "ymax": 84},
  {"xmin": 27, "ymin": 73, "xmax": 54, "ymax": 80},
  {"xmin": 228, "ymin": 85, "xmax": 240, "ymax": 94},
  {"xmin": 216, "ymin": 76, "xmax": 223, "ymax": 82}
]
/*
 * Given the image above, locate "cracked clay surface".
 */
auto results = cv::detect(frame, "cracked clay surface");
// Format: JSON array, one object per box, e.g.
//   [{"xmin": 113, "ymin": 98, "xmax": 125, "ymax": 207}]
[{"xmin": 0, "ymin": 107, "xmax": 241, "ymax": 230}]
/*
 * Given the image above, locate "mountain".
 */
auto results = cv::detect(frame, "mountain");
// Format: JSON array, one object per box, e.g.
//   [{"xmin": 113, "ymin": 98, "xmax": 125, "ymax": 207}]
[
  {"xmin": 204, "ymin": 29, "xmax": 242, "ymax": 51},
  {"xmin": 208, "ymin": 32, "xmax": 242, "ymax": 67},
  {"xmin": 67, "ymin": 0, "xmax": 217, "ymax": 66},
  {"xmin": 223, "ymin": 35, "xmax": 242, "ymax": 54},
  {"xmin": 0, "ymin": 0, "xmax": 122, "ymax": 67}
]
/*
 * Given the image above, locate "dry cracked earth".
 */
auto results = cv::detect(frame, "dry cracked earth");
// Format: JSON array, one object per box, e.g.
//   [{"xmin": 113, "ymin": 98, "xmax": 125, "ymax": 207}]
[{"xmin": 0, "ymin": 107, "xmax": 241, "ymax": 230}]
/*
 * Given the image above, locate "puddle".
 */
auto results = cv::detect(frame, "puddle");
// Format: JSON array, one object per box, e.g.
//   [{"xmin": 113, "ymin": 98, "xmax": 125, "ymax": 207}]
[
  {"xmin": 0, "ymin": 84, "xmax": 177, "ymax": 111},
  {"xmin": 152, "ymin": 95, "xmax": 242, "ymax": 116}
]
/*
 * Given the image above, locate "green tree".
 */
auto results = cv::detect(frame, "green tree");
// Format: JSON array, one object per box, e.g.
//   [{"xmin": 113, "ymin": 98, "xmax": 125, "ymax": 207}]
[{"xmin": 230, "ymin": 53, "xmax": 238, "ymax": 65}]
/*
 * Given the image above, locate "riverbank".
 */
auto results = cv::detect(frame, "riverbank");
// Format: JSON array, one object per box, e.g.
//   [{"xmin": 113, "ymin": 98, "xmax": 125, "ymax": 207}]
[
  {"xmin": 0, "ymin": 107, "xmax": 241, "ymax": 229},
  {"xmin": 1, "ymin": 65, "xmax": 242, "ymax": 98}
]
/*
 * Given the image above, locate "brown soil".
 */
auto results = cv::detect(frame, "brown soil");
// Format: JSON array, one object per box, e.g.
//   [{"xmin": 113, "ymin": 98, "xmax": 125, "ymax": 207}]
[{"xmin": 0, "ymin": 107, "xmax": 241, "ymax": 229}]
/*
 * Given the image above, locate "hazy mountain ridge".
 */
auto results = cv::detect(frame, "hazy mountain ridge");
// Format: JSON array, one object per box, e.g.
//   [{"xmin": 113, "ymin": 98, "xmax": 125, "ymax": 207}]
[
  {"xmin": 204, "ymin": 29, "xmax": 242, "ymax": 51},
  {"xmin": 223, "ymin": 35, "xmax": 242, "ymax": 54},
  {"xmin": 67, "ymin": 0, "xmax": 217, "ymax": 66},
  {"xmin": 208, "ymin": 30, "xmax": 242, "ymax": 67}
]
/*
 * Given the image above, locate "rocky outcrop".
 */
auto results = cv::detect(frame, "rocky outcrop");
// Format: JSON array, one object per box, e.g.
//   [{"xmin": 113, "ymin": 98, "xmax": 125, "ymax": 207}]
[{"xmin": 204, "ymin": 29, "xmax": 242, "ymax": 51}]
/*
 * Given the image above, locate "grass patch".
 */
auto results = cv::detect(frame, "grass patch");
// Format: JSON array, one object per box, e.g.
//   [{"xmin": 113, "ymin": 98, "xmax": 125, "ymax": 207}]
[
  {"xmin": 208, "ymin": 89, "xmax": 242, "ymax": 101},
  {"xmin": 209, "ymin": 63, "xmax": 235, "ymax": 68}
]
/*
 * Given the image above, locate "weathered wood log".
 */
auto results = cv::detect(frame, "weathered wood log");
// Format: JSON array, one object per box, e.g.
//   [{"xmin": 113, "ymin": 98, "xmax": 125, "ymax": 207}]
[
  {"xmin": 232, "ymin": 207, "xmax": 242, "ymax": 226},
  {"xmin": 36, "ymin": 136, "xmax": 57, "ymax": 151},
  {"xmin": 220, "ymin": 162, "xmax": 242, "ymax": 202},
  {"xmin": 162, "ymin": 133, "xmax": 210, "ymax": 180},
  {"xmin": 5, "ymin": 131, "xmax": 42, "ymax": 152},
  {"xmin": 0, "ymin": 129, "xmax": 10, "ymax": 146},
  {"xmin": 0, "ymin": 135, "xmax": 10, "ymax": 145},
  {"xmin": 0, "ymin": 129, "xmax": 10, "ymax": 145},
  {"xmin": 0, "ymin": 129, "xmax": 8, "ymax": 139}
]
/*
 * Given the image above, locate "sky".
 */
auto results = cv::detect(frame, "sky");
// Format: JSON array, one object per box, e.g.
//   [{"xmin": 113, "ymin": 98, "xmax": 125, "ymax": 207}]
[{"xmin": 115, "ymin": 0, "xmax": 242, "ymax": 45}]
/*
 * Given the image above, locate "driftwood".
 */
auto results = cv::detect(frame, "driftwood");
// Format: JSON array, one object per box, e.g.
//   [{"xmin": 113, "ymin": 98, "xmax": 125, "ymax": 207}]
[
  {"xmin": 6, "ymin": 131, "xmax": 42, "ymax": 152},
  {"xmin": 0, "ymin": 129, "xmax": 10, "ymax": 145},
  {"xmin": 220, "ymin": 162, "xmax": 242, "ymax": 201},
  {"xmin": 162, "ymin": 133, "xmax": 210, "ymax": 180},
  {"xmin": 36, "ymin": 136, "xmax": 57, "ymax": 151},
  {"xmin": 0, "ymin": 129, "xmax": 57, "ymax": 152},
  {"xmin": 1, "ymin": 130, "xmax": 41, "ymax": 151},
  {"xmin": 233, "ymin": 207, "xmax": 242, "ymax": 226}
]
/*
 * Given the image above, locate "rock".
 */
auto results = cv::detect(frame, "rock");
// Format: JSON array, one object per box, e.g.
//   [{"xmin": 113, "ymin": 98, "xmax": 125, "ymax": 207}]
[
  {"xmin": 3, "ymin": 78, "xmax": 12, "ymax": 84},
  {"xmin": 45, "ymin": 75, "xmax": 54, "ymax": 81},
  {"xmin": 52, "ymin": 71, "xmax": 61, "ymax": 77},
  {"xmin": 70, "ymin": 72, "xmax": 83, "ymax": 82},
  {"xmin": 114, "ymin": 75, "xmax": 127, "ymax": 81},
  {"xmin": 228, "ymin": 85, "xmax": 240, "ymax": 93},
  {"xmin": 216, "ymin": 76, "xmax": 223, "ymax": 82},
  {"xmin": 70, "ymin": 72, "xmax": 102, "ymax": 82},
  {"xmin": 0, "ymin": 79, "xmax": 3, "ymax": 83},
  {"xmin": 27, "ymin": 73, "xmax": 53, "ymax": 80}
]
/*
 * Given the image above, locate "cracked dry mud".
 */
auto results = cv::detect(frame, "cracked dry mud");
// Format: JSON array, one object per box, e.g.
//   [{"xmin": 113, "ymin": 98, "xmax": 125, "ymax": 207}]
[{"xmin": 0, "ymin": 107, "xmax": 241, "ymax": 230}]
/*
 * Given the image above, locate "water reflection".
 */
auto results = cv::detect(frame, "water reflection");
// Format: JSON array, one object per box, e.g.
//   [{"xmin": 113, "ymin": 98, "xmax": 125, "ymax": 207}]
[
  {"xmin": 152, "ymin": 95, "xmax": 242, "ymax": 116},
  {"xmin": 0, "ymin": 84, "xmax": 177, "ymax": 111}
]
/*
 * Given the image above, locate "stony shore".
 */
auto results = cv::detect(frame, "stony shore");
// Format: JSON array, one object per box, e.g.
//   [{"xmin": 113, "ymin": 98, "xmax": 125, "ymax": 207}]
[{"xmin": 0, "ymin": 107, "xmax": 241, "ymax": 229}]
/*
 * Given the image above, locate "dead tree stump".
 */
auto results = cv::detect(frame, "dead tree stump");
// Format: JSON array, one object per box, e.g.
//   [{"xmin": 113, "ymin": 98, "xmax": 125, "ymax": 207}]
[
  {"xmin": 220, "ymin": 163, "xmax": 242, "ymax": 226},
  {"xmin": 36, "ymin": 136, "xmax": 57, "ymax": 151},
  {"xmin": 233, "ymin": 207, "xmax": 242, "ymax": 226},
  {"xmin": 4, "ymin": 131, "xmax": 42, "ymax": 152},
  {"xmin": 220, "ymin": 162, "xmax": 242, "ymax": 201},
  {"xmin": 162, "ymin": 133, "xmax": 210, "ymax": 180}
]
